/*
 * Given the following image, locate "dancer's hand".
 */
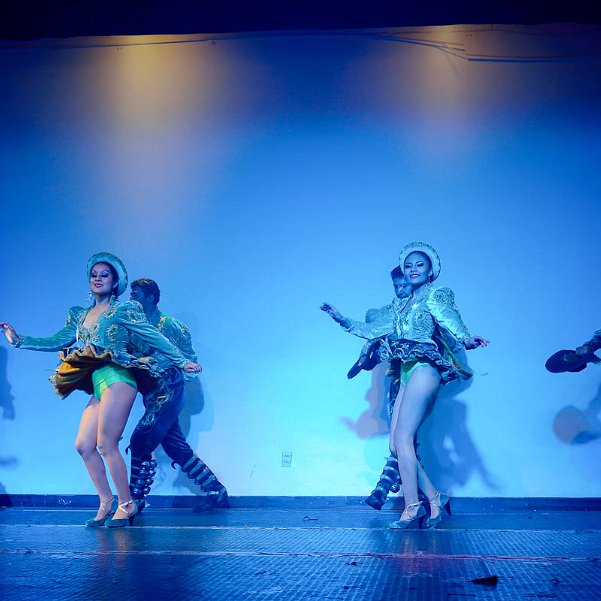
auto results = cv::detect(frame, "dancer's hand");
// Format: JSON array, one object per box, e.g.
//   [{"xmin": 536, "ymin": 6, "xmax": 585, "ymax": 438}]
[
  {"xmin": 0, "ymin": 322, "xmax": 19, "ymax": 345},
  {"xmin": 183, "ymin": 361, "xmax": 202, "ymax": 373},
  {"xmin": 463, "ymin": 335, "xmax": 488, "ymax": 350},
  {"xmin": 575, "ymin": 344, "xmax": 591, "ymax": 356},
  {"xmin": 320, "ymin": 303, "xmax": 345, "ymax": 323}
]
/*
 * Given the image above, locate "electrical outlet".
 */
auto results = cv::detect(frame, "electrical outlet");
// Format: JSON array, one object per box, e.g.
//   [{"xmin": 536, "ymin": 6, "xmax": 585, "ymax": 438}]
[{"xmin": 281, "ymin": 451, "xmax": 293, "ymax": 467}]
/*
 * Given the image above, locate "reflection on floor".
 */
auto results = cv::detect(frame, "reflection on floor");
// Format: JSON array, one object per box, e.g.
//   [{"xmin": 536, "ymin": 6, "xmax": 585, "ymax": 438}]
[{"xmin": 1, "ymin": 500, "xmax": 600, "ymax": 600}]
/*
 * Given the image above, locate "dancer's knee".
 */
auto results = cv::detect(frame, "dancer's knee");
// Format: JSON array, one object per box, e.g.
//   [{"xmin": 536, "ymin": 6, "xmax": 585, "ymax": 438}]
[
  {"xmin": 393, "ymin": 426, "xmax": 413, "ymax": 445},
  {"xmin": 96, "ymin": 437, "xmax": 119, "ymax": 458},
  {"xmin": 74, "ymin": 436, "xmax": 96, "ymax": 459},
  {"xmin": 75, "ymin": 442, "xmax": 95, "ymax": 459},
  {"xmin": 393, "ymin": 432, "xmax": 415, "ymax": 457}
]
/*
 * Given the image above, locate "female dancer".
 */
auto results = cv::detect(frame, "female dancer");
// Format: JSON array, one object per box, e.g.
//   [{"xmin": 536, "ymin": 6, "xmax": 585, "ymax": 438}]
[
  {"xmin": 322, "ymin": 242, "xmax": 487, "ymax": 528},
  {"xmin": 1, "ymin": 252, "xmax": 201, "ymax": 527}
]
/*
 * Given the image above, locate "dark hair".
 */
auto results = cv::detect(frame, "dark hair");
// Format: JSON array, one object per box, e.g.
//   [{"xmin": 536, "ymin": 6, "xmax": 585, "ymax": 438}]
[
  {"xmin": 131, "ymin": 278, "xmax": 161, "ymax": 305},
  {"xmin": 390, "ymin": 266, "xmax": 403, "ymax": 280},
  {"xmin": 108, "ymin": 264, "xmax": 120, "ymax": 295}
]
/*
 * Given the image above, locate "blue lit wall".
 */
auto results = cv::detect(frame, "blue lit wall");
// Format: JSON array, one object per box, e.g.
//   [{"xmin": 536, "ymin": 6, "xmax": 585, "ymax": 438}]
[{"xmin": 1, "ymin": 27, "xmax": 600, "ymax": 498}]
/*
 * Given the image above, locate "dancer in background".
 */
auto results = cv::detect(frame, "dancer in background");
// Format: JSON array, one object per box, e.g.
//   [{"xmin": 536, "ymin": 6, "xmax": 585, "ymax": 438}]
[
  {"xmin": 0, "ymin": 253, "xmax": 200, "ymax": 527},
  {"xmin": 545, "ymin": 328, "xmax": 601, "ymax": 374},
  {"xmin": 322, "ymin": 242, "xmax": 486, "ymax": 528},
  {"xmin": 129, "ymin": 278, "xmax": 228, "ymax": 511},
  {"xmin": 576, "ymin": 329, "xmax": 601, "ymax": 356},
  {"xmin": 345, "ymin": 267, "xmax": 411, "ymax": 510}
]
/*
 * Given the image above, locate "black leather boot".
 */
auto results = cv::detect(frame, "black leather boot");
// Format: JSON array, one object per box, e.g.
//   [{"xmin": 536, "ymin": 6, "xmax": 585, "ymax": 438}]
[
  {"xmin": 364, "ymin": 455, "xmax": 401, "ymax": 510},
  {"xmin": 179, "ymin": 455, "xmax": 229, "ymax": 511},
  {"xmin": 129, "ymin": 455, "xmax": 158, "ymax": 513}
]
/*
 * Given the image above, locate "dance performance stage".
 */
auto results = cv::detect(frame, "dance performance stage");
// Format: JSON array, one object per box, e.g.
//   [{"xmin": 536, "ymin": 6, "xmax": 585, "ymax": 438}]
[
  {"xmin": 1, "ymin": 498, "xmax": 600, "ymax": 600},
  {"xmin": 2, "ymin": 7, "xmax": 601, "ymax": 601}
]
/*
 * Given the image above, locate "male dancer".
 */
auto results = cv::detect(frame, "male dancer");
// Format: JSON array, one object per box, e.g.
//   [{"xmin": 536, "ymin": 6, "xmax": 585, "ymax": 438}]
[
  {"xmin": 576, "ymin": 329, "xmax": 601, "ymax": 355},
  {"xmin": 361, "ymin": 267, "xmax": 409, "ymax": 509},
  {"xmin": 129, "ymin": 278, "xmax": 228, "ymax": 511},
  {"xmin": 336, "ymin": 267, "xmax": 411, "ymax": 510}
]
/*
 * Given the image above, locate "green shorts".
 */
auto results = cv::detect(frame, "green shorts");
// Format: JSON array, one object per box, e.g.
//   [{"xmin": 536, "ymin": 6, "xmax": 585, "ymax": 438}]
[
  {"xmin": 400, "ymin": 361, "xmax": 432, "ymax": 387},
  {"xmin": 92, "ymin": 364, "xmax": 137, "ymax": 399}
]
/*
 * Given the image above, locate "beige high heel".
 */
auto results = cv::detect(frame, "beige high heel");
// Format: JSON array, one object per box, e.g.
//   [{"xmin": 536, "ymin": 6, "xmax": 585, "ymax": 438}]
[
  {"xmin": 389, "ymin": 501, "xmax": 426, "ymax": 529},
  {"xmin": 105, "ymin": 499, "xmax": 139, "ymax": 528},
  {"xmin": 85, "ymin": 496, "xmax": 117, "ymax": 527},
  {"xmin": 425, "ymin": 492, "xmax": 451, "ymax": 528}
]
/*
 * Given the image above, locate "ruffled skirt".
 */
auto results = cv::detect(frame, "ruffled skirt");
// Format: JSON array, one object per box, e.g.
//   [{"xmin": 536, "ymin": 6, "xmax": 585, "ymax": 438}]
[
  {"xmin": 50, "ymin": 345, "xmax": 158, "ymax": 399},
  {"xmin": 388, "ymin": 338, "xmax": 472, "ymax": 385}
]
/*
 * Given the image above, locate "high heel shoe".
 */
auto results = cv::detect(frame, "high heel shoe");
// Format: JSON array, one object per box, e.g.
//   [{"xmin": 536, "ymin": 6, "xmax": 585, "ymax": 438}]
[
  {"xmin": 105, "ymin": 499, "xmax": 139, "ymax": 528},
  {"xmin": 425, "ymin": 492, "xmax": 451, "ymax": 529},
  {"xmin": 85, "ymin": 497, "xmax": 118, "ymax": 527},
  {"xmin": 389, "ymin": 501, "xmax": 426, "ymax": 529}
]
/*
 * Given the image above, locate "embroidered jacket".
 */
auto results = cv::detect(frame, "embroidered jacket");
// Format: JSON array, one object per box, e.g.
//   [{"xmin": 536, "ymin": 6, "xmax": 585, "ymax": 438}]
[
  {"xmin": 344, "ymin": 284, "xmax": 470, "ymax": 347},
  {"xmin": 128, "ymin": 306, "xmax": 198, "ymax": 381},
  {"xmin": 585, "ymin": 329, "xmax": 601, "ymax": 352},
  {"xmin": 12, "ymin": 299, "xmax": 189, "ymax": 377}
]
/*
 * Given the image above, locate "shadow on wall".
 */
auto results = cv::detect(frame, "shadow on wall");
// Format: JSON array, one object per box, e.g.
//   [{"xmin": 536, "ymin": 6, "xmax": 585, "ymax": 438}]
[
  {"xmin": 343, "ymin": 347, "xmax": 499, "ymax": 494},
  {"xmin": 0, "ymin": 346, "xmax": 18, "ymax": 497},
  {"xmin": 0, "ymin": 347, "xmax": 15, "ymax": 420},
  {"xmin": 341, "ymin": 361, "xmax": 390, "ymax": 438},
  {"xmin": 553, "ymin": 380, "xmax": 601, "ymax": 445},
  {"xmin": 418, "ymin": 371, "xmax": 500, "ymax": 494}
]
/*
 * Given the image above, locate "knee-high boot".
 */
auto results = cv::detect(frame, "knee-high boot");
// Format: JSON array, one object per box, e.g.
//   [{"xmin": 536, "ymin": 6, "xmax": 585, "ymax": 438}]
[
  {"xmin": 129, "ymin": 455, "xmax": 158, "ymax": 512},
  {"xmin": 180, "ymin": 455, "xmax": 229, "ymax": 510},
  {"xmin": 364, "ymin": 455, "xmax": 402, "ymax": 510}
]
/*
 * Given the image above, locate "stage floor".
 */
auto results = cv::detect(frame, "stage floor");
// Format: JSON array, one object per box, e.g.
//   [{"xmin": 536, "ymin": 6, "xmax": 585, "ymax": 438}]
[{"xmin": 1, "ymin": 503, "xmax": 600, "ymax": 600}]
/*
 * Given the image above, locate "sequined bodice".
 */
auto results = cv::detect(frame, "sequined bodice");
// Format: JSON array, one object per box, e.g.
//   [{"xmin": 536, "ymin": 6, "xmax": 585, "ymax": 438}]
[
  {"xmin": 76, "ymin": 302, "xmax": 131, "ymax": 354},
  {"xmin": 14, "ymin": 299, "xmax": 189, "ymax": 374},
  {"xmin": 394, "ymin": 296, "xmax": 438, "ymax": 341},
  {"xmin": 345, "ymin": 285, "xmax": 470, "ymax": 345},
  {"xmin": 129, "ymin": 306, "xmax": 197, "ymax": 363}
]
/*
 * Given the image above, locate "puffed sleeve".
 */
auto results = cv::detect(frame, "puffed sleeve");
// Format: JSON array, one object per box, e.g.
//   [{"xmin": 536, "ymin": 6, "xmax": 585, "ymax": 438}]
[
  {"xmin": 14, "ymin": 306, "xmax": 82, "ymax": 351},
  {"xmin": 343, "ymin": 306, "xmax": 395, "ymax": 340},
  {"xmin": 426, "ymin": 287, "xmax": 470, "ymax": 343},
  {"xmin": 162, "ymin": 317, "xmax": 198, "ymax": 363},
  {"xmin": 115, "ymin": 302, "xmax": 189, "ymax": 367}
]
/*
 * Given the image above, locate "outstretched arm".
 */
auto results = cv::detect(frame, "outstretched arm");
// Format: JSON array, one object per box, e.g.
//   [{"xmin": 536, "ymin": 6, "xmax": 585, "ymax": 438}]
[
  {"xmin": 463, "ymin": 335, "xmax": 488, "ymax": 350},
  {"xmin": 321, "ymin": 302, "xmax": 394, "ymax": 340},
  {"xmin": 320, "ymin": 303, "xmax": 351, "ymax": 328},
  {"xmin": 427, "ymin": 288, "xmax": 488, "ymax": 350},
  {"xmin": 0, "ymin": 322, "xmax": 19, "ymax": 346},
  {"xmin": 0, "ymin": 307, "xmax": 80, "ymax": 351},
  {"xmin": 576, "ymin": 328, "xmax": 601, "ymax": 355},
  {"xmin": 118, "ymin": 303, "xmax": 201, "ymax": 373}
]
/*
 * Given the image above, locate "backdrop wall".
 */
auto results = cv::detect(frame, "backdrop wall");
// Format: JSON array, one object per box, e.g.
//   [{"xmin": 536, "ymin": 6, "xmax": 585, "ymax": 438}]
[{"xmin": 1, "ymin": 25, "xmax": 600, "ymax": 498}]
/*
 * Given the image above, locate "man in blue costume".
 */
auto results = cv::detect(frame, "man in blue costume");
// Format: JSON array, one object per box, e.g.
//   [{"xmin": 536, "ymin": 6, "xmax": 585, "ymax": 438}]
[
  {"xmin": 325, "ymin": 267, "xmax": 409, "ymax": 509},
  {"xmin": 128, "ymin": 278, "xmax": 228, "ymax": 511},
  {"xmin": 345, "ymin": 267, "xmax": 410, "ymax": 510},
  {"xmin": 577, "ymin": 329, "xmax": 601, "ymax": 356}
]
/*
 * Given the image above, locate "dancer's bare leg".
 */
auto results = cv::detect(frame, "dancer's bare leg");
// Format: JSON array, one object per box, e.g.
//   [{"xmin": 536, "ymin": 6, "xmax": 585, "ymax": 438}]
[
  {"xmin": 389, "ymin": 383, "xmax": 405, "ymax": 453},
  {"xmin": 416, "ymin": 400, "xmax": 446, "ymax": 519},
  {"xmin": 390, "ymin": 384, "xmax": 439, "ymax": 497},
  {"xmin": 416, "ymin": 461, "xmax": 437, "ymax": 500},
  {"xmin": 392, "ymin": 365, "xmax": 440, "ymax": 517},
  {"xmin": 96, "ymin": 382, "xmax": 137, "ymax": 519},
  {"xmin": 75, "ymin": 396, "xmax": 113, "ymax": 520}
]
